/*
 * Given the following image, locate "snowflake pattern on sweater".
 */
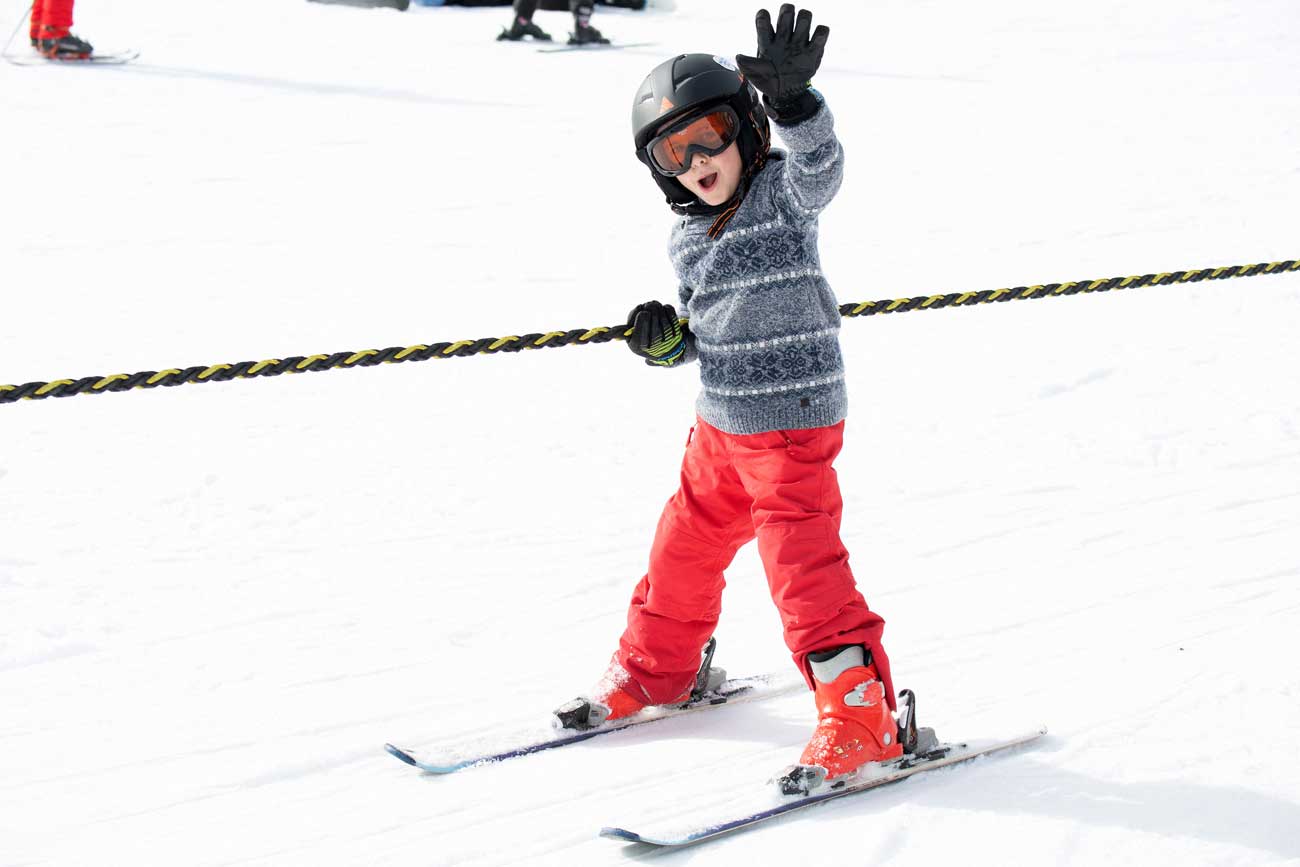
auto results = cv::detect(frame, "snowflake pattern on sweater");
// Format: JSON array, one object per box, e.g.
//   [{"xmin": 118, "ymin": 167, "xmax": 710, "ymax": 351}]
[{"xmin": 668, "ymin": 93, "xmax": 848, "ymax": 435}]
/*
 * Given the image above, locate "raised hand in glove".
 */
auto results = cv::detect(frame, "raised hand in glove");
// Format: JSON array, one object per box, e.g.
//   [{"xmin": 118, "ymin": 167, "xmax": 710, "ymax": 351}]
[
  {"xmin": 735, "ymin": 4, "xmax": 830, "ymax": 125},
  {"xmin": 626, "ymin": 300, "xmax": 689, "ymax": 367}
]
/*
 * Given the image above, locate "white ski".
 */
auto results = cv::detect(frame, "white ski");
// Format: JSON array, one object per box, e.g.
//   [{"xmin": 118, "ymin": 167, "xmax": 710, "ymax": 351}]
[{"xmin": 600, "ymin": 726, "xmax": 1048, "ymax": 847}]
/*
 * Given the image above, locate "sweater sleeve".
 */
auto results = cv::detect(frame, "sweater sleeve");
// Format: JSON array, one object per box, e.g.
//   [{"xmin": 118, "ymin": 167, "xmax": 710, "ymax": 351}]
[{"xmin": 771, "ymin": 91, "xmax": 844, "ymax": 219}]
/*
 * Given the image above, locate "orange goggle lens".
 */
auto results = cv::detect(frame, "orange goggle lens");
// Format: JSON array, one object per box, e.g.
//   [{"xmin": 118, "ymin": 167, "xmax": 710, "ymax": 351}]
[{"xmin": 648, "ymin": 108, "xmax": 741, "ymax": 176}]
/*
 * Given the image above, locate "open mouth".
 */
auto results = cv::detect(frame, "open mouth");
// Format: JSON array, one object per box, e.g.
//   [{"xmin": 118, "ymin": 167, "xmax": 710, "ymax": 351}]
[{"xmin": 698, "ymin": 172, "xmax": 719, "ymax": 192}]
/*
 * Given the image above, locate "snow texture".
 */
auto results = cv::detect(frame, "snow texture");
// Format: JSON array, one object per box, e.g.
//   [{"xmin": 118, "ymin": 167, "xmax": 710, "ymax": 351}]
[{"xmin": 2, "ymin": 0, "xmax": 1299, "ymax": 864}]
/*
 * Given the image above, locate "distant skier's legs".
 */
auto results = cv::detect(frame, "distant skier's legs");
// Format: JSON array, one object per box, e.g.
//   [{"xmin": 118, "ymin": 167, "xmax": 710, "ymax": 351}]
[
  {"xmin": 33, "ymin": 0, "xmax": 91, "ymax": 58},
  {"xmin": 498, "ymin": 0, "xmax": 552, "ymax": 41},
  {"xmin": 569, "ymin": 1, "xmax": 609, "ymax": 44},
  {"xmin": 35, "ymin": 0, "xmax": 73, "ymax": 37}
]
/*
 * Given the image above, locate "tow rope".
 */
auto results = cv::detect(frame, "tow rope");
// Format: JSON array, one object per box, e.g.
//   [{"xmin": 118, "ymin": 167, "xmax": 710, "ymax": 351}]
[{"xmin": 2, "ymin": 258, "xmax": 1295, "ymax": 405}]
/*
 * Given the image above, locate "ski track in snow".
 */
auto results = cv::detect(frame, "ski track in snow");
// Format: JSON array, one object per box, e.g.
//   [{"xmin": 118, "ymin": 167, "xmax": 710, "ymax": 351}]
[{"xmin": 3, "ymin": 0, "xmax": 1300, "ymax": 864}]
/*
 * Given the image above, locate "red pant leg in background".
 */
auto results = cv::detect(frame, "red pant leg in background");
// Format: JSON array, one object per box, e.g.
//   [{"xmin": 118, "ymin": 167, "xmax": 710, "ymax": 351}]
[
  {"xmin": 617, "ymin": 419, "xmax": 896, "ymax": 710},
  {"xmin": 33, "ymin": 0, "xmax": 75, "ymax": 36}
]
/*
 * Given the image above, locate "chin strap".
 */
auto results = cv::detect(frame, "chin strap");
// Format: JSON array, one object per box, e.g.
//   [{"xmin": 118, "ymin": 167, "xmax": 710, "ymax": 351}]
[{"xmin": 706, "ymin": 193, "xmax": 742, "ymax": 238}]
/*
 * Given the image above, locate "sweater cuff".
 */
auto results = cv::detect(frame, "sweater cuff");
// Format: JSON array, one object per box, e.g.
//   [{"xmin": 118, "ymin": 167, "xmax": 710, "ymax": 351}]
[{"xmin": 766, "ymin": 90, "xmax": 833, "ymax": 146}]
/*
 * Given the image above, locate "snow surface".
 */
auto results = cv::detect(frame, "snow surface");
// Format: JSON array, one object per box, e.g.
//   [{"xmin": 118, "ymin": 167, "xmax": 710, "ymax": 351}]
[{"xmin": 3, "ymin": 0, "xmax": 1299, "ymax": 864}]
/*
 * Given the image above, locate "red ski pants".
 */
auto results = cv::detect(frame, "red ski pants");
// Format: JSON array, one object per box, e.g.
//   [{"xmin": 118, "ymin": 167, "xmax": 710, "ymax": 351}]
[
  {"xmin": 30, "ymin": 0, "xmax": 75, "ymax": 37},
  {"xmin": 616, "ymin": 418, "xmax": 896, "ymax": 710}
]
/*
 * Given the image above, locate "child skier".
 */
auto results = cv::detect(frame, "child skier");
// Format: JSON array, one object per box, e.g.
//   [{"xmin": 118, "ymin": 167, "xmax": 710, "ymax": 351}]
[
  {"xmin": 29, "ymin": 0, "xmax": 93, "ymax": 58},
  {"xmin": 556, "ymin": 5, "xmax": 904, "ymax": 788}
]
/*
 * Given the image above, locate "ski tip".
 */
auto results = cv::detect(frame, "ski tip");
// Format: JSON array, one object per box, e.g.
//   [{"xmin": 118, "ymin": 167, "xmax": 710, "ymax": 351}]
[
  {"xmin": 384, "ymin": 743, "xmax": 419, "ymax": 766},
  {"xmin": 599, "ymin": 827, "xmax": 646, "ymax": 843},
  {"xmin": 384, "ymin": 743, "xmax": 470, "ymax": 774},
  {"xmin": 992, "ymin": 726, "xmax": 1049, "ymax": 753},
  {"xmin": 600, "ymin": 827, "xmax": 687, "ymax": 847}
]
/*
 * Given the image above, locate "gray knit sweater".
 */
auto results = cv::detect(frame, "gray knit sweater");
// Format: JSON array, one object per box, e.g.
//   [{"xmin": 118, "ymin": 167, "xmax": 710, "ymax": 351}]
[{"xmin": 668, "ymin": 94, "xmax": 846, "ymax": 435}]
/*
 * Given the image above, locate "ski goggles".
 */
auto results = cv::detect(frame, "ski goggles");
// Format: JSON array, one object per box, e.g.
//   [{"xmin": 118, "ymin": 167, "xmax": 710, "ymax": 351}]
[{"xmin": 646, "ymin": 105, "xmax": 742, "ymax": 177}]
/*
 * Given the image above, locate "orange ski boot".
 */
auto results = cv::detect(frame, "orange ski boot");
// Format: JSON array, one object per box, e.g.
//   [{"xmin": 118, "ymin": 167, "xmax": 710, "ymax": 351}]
[
  {"xmin": 553, "ymin": 639, "xmax": 725, "ymax": 731},
  {"xmin": 779, "ymin": 645, "xmax": 903, "ymax": 795}
]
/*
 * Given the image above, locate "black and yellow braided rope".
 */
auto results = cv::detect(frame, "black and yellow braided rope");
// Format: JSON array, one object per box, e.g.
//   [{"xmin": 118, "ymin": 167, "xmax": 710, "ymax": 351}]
[
  {"xmin": 2, "ymin": 258, "xmax": 1295, "ymax": 405},
  {"xmin": 837, "ymin": 259, "xmax": 1298, "ymax": 319}
]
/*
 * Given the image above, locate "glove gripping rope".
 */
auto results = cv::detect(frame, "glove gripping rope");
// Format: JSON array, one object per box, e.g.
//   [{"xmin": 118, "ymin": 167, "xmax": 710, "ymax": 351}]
[{"xmin": 2, "ymin": 258, "xmax": 1295, "ymax": 405}]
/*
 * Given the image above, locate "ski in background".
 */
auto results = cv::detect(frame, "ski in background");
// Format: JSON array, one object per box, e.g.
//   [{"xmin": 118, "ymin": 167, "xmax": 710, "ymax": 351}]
[
  {"xmin": 305, "ymin": 0, "xmax": 410, "ymax": 10},
  {"xmin": 536, "ymin": 40, "xmax": 656, "ymax": 53},
  {"xmin": 4, "ymin": 47, "xmax": 139, "ymax": 65},
  {"xmin": 1, "ymin": 2, "xmax": 136, "ymax": 65}
]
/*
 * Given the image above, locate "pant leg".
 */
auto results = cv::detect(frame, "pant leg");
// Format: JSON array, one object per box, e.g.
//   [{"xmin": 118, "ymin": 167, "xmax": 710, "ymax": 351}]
[
  {"xmin": 730, "ymin": 421, "xmax": 897, "ymax": 710},
  {"xmin": 617, "ymin": 420, "xmax": 756, "ymax": 704},
  {"xmin": 39, "ymin": 0, "xmax": 74, "ymax": 33},
  {"xmin": 570, "ymin": 0, "xmax": 593, "ymax": 25}
]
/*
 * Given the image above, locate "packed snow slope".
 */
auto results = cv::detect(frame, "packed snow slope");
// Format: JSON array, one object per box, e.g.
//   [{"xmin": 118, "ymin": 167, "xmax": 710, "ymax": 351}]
[{"xmin": 3, "ymin": 0, "xmax": 1299, "ymax": 864}]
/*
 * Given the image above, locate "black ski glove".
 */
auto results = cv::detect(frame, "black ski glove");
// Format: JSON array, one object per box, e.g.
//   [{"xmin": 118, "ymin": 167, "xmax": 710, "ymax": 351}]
[
  {"xmin": 626, "ymin": 300, "xmax": 688, "ymax": 367},
  {"xmin": 735, "ymin": 4, "xmax": 830, "ymax": 125}
]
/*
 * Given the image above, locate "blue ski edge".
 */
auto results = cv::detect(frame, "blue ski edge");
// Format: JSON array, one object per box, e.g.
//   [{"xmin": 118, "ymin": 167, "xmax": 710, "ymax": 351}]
[
  {"xmin": 599, "ymin": 828, "xmax": 655, "ymax": 844},
  {"xmin": 384, "ymin": 743, "xmax": 472, "ymax": 774},
  {"xmin": 385, "ymin": 744, "xmax": 417, "ymax": 766}
]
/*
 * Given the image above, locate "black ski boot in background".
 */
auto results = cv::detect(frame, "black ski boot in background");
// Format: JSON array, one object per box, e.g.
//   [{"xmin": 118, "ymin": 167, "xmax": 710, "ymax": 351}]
[
  {"xmin": 37, "ymin": 31, "xmax": 94, "ymax": 59},
  {"xmin": 569, "ymin": 3, "xmax": 610, "ymax": 45},
  {"xmin": 498, "ymin": 0, "xmax": 552, "ymax": 41},
  {"xmin": 498, "ymin": 15, "xmax": 553, "ymax": 41}
]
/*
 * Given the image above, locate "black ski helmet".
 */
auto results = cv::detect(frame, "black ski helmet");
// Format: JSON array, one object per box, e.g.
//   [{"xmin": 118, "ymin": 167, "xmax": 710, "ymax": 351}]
[{"xmin": 631, "ymin": 53, "xmax": 770, "ymax": 215}]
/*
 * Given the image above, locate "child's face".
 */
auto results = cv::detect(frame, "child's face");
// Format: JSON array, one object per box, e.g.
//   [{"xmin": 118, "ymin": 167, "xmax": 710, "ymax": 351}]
[{"xmin": 676, "ymin": 142, "xmax": 743, "ymax": 206}]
